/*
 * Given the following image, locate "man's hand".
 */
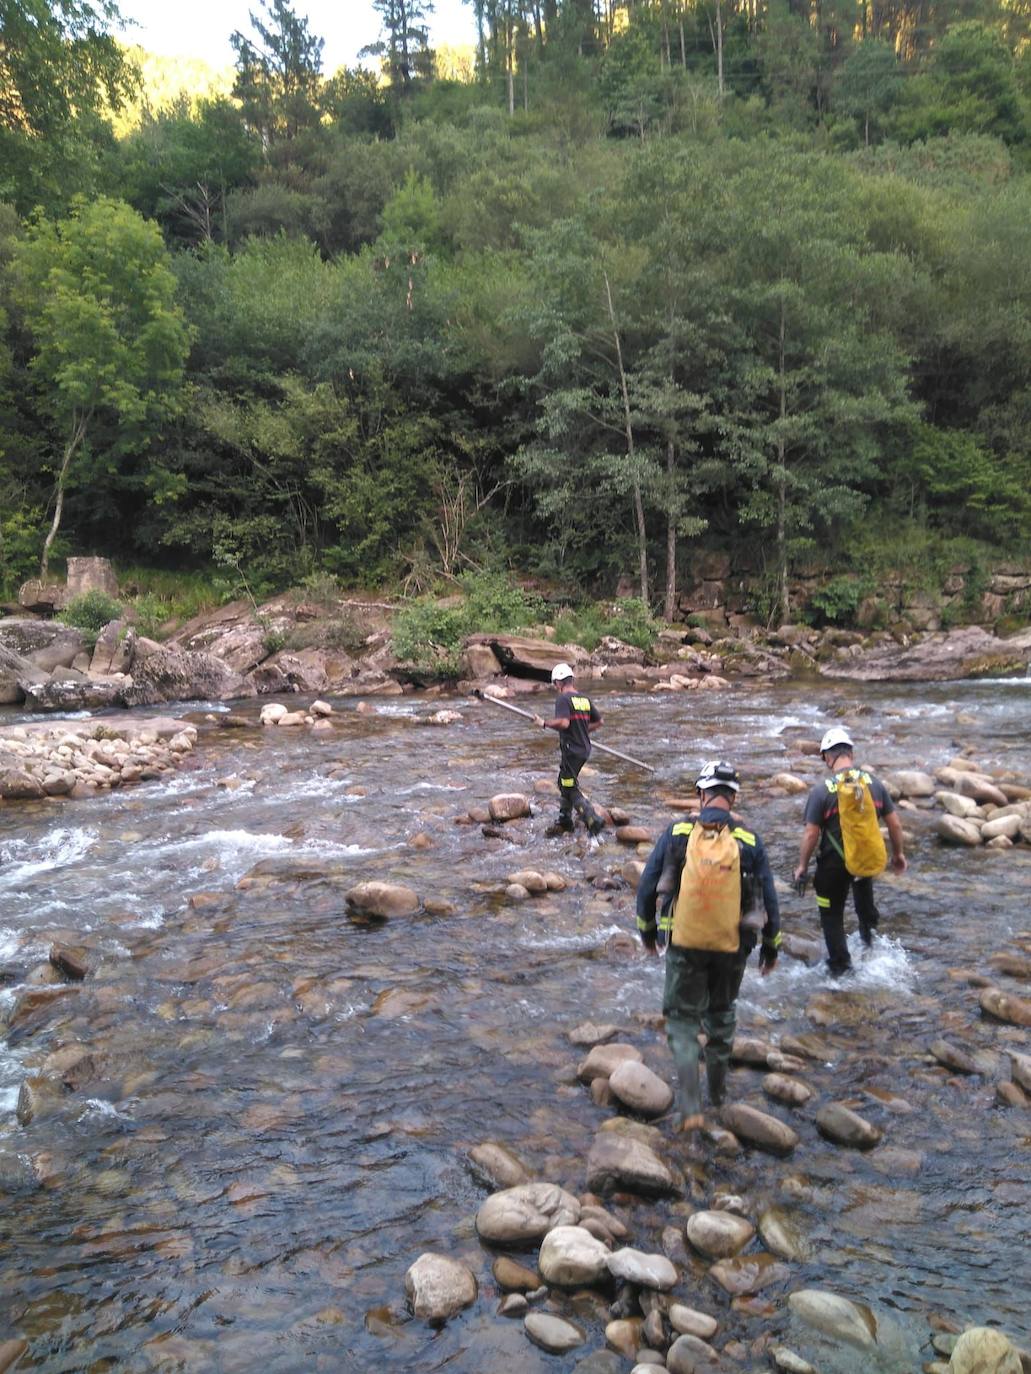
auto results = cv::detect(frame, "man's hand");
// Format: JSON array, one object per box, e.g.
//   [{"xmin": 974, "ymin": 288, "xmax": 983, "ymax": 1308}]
[
  {"xmin": 532, "ymin": 714, "xmax": 546, "ymax": 729},
  {"xmin": 891, "ymin": 853, "xmax": 908, "ymax": 874},
  {"xmin": 641, "ymin": 938, "xmax": 660, "ymax": 958},
  {"xmin": 759, "ymin": 941, "xmax": 779, "ymax": 976},
  {"xmin": 793, "ymin": 864, "xmax": 807, "ymax": 885}
]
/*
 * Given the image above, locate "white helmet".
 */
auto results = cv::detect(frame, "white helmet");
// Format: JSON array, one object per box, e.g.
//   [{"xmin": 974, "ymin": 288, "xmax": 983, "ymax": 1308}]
[
  {"xmin": 695, "ymin": 760, "xmax": 740, "ymax": 794},
  {"xmin": 819, "ymin": 726, "xmax": 854, "ymax": 755},
  {"xmin": 551, "ymin": 662, "xmax": 575, "ymax": 683}
]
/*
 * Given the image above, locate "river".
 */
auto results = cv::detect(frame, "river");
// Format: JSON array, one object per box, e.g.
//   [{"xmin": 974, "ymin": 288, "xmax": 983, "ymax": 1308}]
[{"xmin": 1, "ymin": 678, "xmax": 1029, "ymax": 1372}]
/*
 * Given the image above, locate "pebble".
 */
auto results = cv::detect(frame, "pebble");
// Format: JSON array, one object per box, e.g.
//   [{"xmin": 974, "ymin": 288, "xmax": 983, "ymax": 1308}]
[
  {"xmin": 475, "ymin": 1182, "xmax": 580, "ymax": 1244},
  {"xmin": 470, "ymin": 1142, "xmax": 529, "ymax": 1189},
  {"xmin": 685, "ymin": 1210, "xmax": 755, "ymax": 1259},
  {"xmin": 607, "ymin": 1060, "xmax": 674, "ymax": 1117},
  {"xmin": 772, "ymin": 1348, "xmax": 817, "ymax": 1373},
  {"xmin": 720, "ymin": 1103, "xmax": 799, "ymax": 1155},
  {"xmin": 668, "ymin": 1304, "xmax": 717, "ymax": 1340},
  {"xmin": 492, "ymin": 1257, "xmax": 540, "ymax": 1291},
  {"xmin": 498, "ymin": 1293, "xmax": 527, "ymax": 1316},
  {"xmin": 538, "ymin": 1225, "xmax": 611, "ymax": 1286},
  {"xmin": 403, "ymin": 1252, "xmax": 477, "ymax": 1322},
  {"xmin": 666, "ymin": 1331, "xmax": 722, "ymax": 1372},
  {"xmin": 815, "ymin": 1102, "xmax": 883, "ymax": 1149},
  {"xmin": 606, "ymin": 1247, "xmax": 678, "ymax": 1290},
  {"xmin": 524, "ymin": 1312, "xmax": 585, "ymax": 1353},
  {"xmin": 604, "ymin": 1318, "xmax": 642, "ymax": 1357}
]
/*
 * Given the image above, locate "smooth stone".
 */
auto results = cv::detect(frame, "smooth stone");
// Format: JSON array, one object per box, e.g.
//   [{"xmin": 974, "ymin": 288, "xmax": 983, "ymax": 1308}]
[
  {"xmin": 893, "ymin": 770, "xmax": 936, "ymax": 797},
  {"xmin": 476, "ymin": 1182, "xmax": 581, "ymax": 1244},
  {"xmin": 572, "ymin": 1353, "xmax": 624, "ymax": 1374},
  {"xmin": 1010, "ymin": 1051, "xmax": 1031, "ymax": 1092},
  {"xmin": 470, "ymin": 1141, "xmax": 530, "ymax": 1188},
  {"xmin": 493, "ymin": 1257, "xmax": 540, "ymax": 1291},
  {"xmin": 708, "ymin": 1253, "xmax": 789, "ymax": 1296},
  {"xmin": 668, "ymin": 1305, "xmax": 718, "ymax": 1340},
  {"xmin": 489, "ymin": 792, "xmax": 531, "ymax": 821},
  {"xmin": 608, "ymin": 1060, "xmax": 674, "ymax": 1117},
  {"xmin": 788, "ymin": 1289, "xmax": 876, "ymax": 1349},
  {"xmin": 578, "ymin": 1042, "xmax": 643, "ymax": 1083},
  {"xmin": 404, "ymin": 1252, "xmax": 477, "ymax": 1322},
  {"xmin": 930, "ymin": 1040, "xmax": 979, "ymax": 1075},
  {"xmin": 948, "ymin": 1327, "xmax": 1022, "ymax": 1374},
  {"xmin": 569, "ymin": 1021, "xmax": 621, "ymax": 1046},
  {"xmin": 538, "ymin": 1225, "xmax": 611, "ymax": 1286},
  {"xmin": 524, "ymin": 1312, "xmax": 585, "ymax": 1354},
  {"xmin": 758, "ymin": 1207, "xmax": 812, "ymax": 1262},
  {"xmin": 720, "ymin": 1103, "xmax": 799, "ymax": 1155},
  {"xmin": 982, "ymin": 813, "xmax": 1023, "ymax": 841},
  {"xmin": 606, "ymin": 1247, "xmax": 678, "ymax": 1290},
  {"xmin": 685, "ymin": 1210, "xmax": 755, "ymax": 1259},
  {"xmin": 604, "ymin": 1318, "xmax": 643, "ymax": 1358},
  {"xmin": 666, "ymin": 1332, "xmax": 722, "ymax": 1372},
  {"xmin": 763, "ymin": 1072, "xmax": 813, "ymax": 1107},
  {"xmin": 730, "ymin": 1037, "xmax": 774, "ymax": 1066},
  {"xmin": 586, "ymin": 1131, "xmax": 674, "ymax": 1195},
  {"xmin": 815, "ymin": 1102, "xmax": 882, "ymax": 1150},
  {"xmin": 937, "ymin": 790, "xmax": 979, "ymax": 818},
  {"xmin": 772, "ymin": 1348, "xmax": 817, "ymax": 1374},
  {"xmin": 499, "ymin": 1293, "xmax": 528, "ymax": 1316},
  {"xmin": 509, "ymin": 868, "xmax": 549, "ymax": 893},
  {"xmin": 344, "ymin": 880, "xmax": 420, "ymax": 917},
  {"xmin": 980, "ymin": 987, "xmax": 1031, "ymax": 1027},
  {"xmin": 936, "ymin": 814, "xmax": 983, "ymax": 846},
  {"xmin": 615, "ymin": 825, "xmax": 653, "ymax": 844},
  {"xmin": 631, "ymin": 1366, "xmax": 668, "ymax": 1374}
]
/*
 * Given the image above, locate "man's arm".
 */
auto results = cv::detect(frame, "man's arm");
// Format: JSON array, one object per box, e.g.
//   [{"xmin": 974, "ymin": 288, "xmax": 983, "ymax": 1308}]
[
  {"xmin": 534, "ymin": 695, "xmax": 571, "ymax": 730},
  {"xmin": 794, "ymin": 823, "xmax": 821, "ymax": 883},
  {"xmin": 753, "ymin": 835, "xmax": 782, "ymax": 975},
  {"xmin": 885, "ymin": 812, "xmax": 908, "ymax": 874},
  {"xmin": 635, "ymin": 829, "xmax": 670, "ymax": 954}
]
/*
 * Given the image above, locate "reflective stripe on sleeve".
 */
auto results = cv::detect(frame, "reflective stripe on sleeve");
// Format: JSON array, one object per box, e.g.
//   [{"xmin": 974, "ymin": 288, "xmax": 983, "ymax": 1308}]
[{"xmin": 816, "ymin": 895, "xmax": 831, "ymax": 908}]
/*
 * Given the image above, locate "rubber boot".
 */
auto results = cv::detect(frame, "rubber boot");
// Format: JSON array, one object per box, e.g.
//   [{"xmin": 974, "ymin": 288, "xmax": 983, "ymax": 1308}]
[
  {"xmin": 706, "ymin": 1058, "xmax": 728, "ymax": 1109},
  {"xmin": 675, "ymin": 1058, "xmax": 702, "ymax": 1122}
]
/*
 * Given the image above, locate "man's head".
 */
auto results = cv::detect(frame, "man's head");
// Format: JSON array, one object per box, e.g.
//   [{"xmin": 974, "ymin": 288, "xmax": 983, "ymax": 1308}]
[
  {"xmin": 819, "ymin": 726, "xmax": 854, "ymax": 770},
  {"xmin": 695, "ymin": 760, "xmax": 740, "ymax": 812},
  {"xmin": 551, "ymin": 662, "xmax": 575, "ymax": 687}
]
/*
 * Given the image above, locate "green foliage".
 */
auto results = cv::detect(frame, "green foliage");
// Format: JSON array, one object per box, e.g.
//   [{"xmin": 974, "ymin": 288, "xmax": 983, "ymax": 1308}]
[
  {"xmin": 285, "ymin": 613, "xmax": 368, "ymax": 654},
  {"xmin": 808, "ymin": 575, "xmax": 872, "ymax": 627},
  {"xmin": 59, "ymin": 589, "xmax": 123, "ymax": 636},
  {"xmin": 392, "ymin": 571, "xmax": 544, "ymax": 674},
  {"xmin": 554, "ymin": 598, "xmax": 659, "ymax": 652}
]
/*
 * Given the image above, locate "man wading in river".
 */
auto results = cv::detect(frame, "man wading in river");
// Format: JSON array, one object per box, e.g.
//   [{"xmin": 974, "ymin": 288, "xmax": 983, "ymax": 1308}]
[
  {"xmin": 794, "ymin": 726, "xmax": 908, "ymax": 977},
  {"xmin": 636, "ymin": 762, "xmax": 781, "ymax": 1132},
  {"xmin": 533, "ymin": 663, "xmax": 605, "ymax": 839}
]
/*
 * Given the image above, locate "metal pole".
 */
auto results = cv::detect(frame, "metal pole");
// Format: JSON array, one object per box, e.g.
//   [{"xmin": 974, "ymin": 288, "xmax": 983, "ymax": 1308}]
[{"xmin": 474, "ymin": 690, "xmax": 656, "ymax": 772}]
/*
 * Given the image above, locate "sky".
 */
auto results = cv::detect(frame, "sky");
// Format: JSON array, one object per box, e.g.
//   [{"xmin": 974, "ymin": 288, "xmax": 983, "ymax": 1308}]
[{"xmin": 116, "ymin": 0, "xmax": 476, "ymax": 72}]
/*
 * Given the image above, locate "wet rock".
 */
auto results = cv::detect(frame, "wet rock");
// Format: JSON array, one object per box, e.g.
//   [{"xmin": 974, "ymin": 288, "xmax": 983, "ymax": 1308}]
[
  {"xmin": 606, "ymin": 1247, "xmax": 677, "ymax": 1290},
  {"xmin": 498, "ymin": 1293, "xmax": 527, "ymax": 1316},
  {"xmin": 763, "ymin": 1073, "xmax": 813, "ymax": 1107},
  {"xmin": 630, "ymin": 1365, "xmax": 666, "ymax": 1374},
  {"xmin": 772, "ymin": 1348, "xmax": 816, "ymax": 1373},
  {"xmin": 758, "ymin": 1207, "xmax": 812, "ymax": 1262},
  {"xmin": 937, "ymin": 791, "xmax": 980, "ymax": 818},
  {"xmin": 470, "ymin": 1142, "xmax": 530, "ymax": 1189},
  {"xmin": 16, "ymin": 1077, "xmax": 63, "ymax": 1126},
  {"xmin": 538, "ymin": 1226, "xmax": 611, "ymax": 1286},
  {"xmin": 720, "ymin": 1103, "xmax": 798, "ymax": 1155},
  {"xmin": 954, "ymin": 773, "xmax": 1009, "ymax": 807},
  {"xmin": 892, "ymin": 770, "xmax": 936, "ymax": 798},
  {"xmin": 685, "ymin": 1210, "xmax": 755, "ymax": 1259},
  {"xmin": 49, "ymin": 945, "xmax": 88, "ymax": 981},
  {"xmin": 986, "ymin": 835, "xmax": 1014, "ymax": 850},
  {"xmin": 1009, "ymin": 1051, "xmax": 1031, "ymax": 1093},
  {"xmin": 508, "ymin": 868, "xmax": 548, "ymax": 894},
  {"xmin": 607, "ymin": 1060, "xmax": 674, "ymax": 1117},
  {"xmin": 937, "ymin": 815, "xmax": 983, "ymax": 847},
  {"xmin": 948, "ymin": 1327, "xmax": 1022, "ymax": 1373},
  {"xmin": 578, "ymin": 1043, "xmax": 643, "ymax": 1084},
  {"xmin": 615, "ymin": 825, "xmax": 653, "ymax": 845},
  {"xmin": 493, "ymin": 1257, "xmax": 540, "ymax": 1291},
  {"xmin": 0, "ymin": 768, "xmax": 44, "ymax": 800},
  {"xmin": 569, "ymin": 1022, "xmax": 621, "ymax": 1047},
  {"xmin": 604, "ymin": 1319, "xmax": 643, "ymax": 1357},
  {"xmin": 771, "ymin": 771, "xmax": 808, "ymax": 794},
  {"xmin": 586, "ymin": 1131, "xmax": 674, "ymax": 1196},
  {"xmin": 505, "ymin": 883, "xmax": 530, "ymax": 902},
  {"xmin": 475, "ymin": 1183, "xmax": 581, "ymax": 1244},
  {"xmin": 780, "ymin": 1032, "xmax": 837, "ymax": 1062},
  {"xmin": 666, "ymin": 1331, "xmax": 722, "ymax": 1371},
  {"xmin": 0, "ymin": 1340, "xmax": 28, "ymax": 1373},
  {"xmin": 787, "ymin": 1289, "xmax": 876, "ymax": 1349},
  {"xmin": 730, "ymin": 1037, "xmax": 774, "ymax": 1067},
  {"xmin": 489, "ymin": 793, "xmax": 531, "ymax": 822},
  {"xmin": 669, "ymin": 1305, "xmax": 717, "ymax": 1340},
  {"xmin": 708, "ymin": 1253, "xmax": 789, "ymax": 1296},
  {"xmin": 404, "ymin": 1252, "xmax": 477, "ymax": 1322},
  {"xmin": 121, "ymin": 645, "xmax": 253, "ymax": 707},
  {"xmin": 980, "ymin": 987, "xmax": 1031, "ymax": 1028},
  {"xmin": 930, "ymin": 1040, "xmax": 979, "ymax": 1075},
  {"xmin": 996, "ymin": 1082, "xmax": 1029, "ymax": 1107},
  {"xmin": 573, "ymin": 1354, "xmax": 623, "ymax": 1374},
  {"xmin": 982, "ymin": 814, "xmax": 1023, "ymax": 841},
  {"xmin": 260, "ymin": 703, "xmax": 288, "ymax": 724},
  {"xmin": 815, "ymin": 1102, "xmax": 882, "ymax": 1149},
  {"xmin": 525, "ymin": 1312, "xmax": 585, "ymax": 1353},
  {"xmin": 344, "ymin": 881, "xmax": 420, "ymax": 918}
]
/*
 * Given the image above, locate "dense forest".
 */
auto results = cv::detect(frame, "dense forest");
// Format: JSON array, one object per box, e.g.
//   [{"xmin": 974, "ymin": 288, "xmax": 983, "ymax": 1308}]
[{"xmin": 1, "ymin": 0, "xmax": 1030, "ymax": 625}]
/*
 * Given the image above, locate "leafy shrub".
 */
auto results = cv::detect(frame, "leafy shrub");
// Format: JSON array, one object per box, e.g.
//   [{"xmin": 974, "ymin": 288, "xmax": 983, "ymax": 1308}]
[
  {"xmin": 286, "ymin": 613, "xmax": 369, "ymax": 655},
  {"xmin": 808, "ymin": 576, "xmax": 870, "ymax": 627},
  {"xmin": 262, "ymin": 627, "xmax": 287, "ymax": 655},
  {"xmin": 603, "ymin": 597, "xmax": 659, "ymax": 651},
  {"xmin": 391, "ymin": 571, "xmax": 544, "ymax": 675},
  {"xmin": 59, "ymin": 591, "xmax": 123, "ymax": 645}
]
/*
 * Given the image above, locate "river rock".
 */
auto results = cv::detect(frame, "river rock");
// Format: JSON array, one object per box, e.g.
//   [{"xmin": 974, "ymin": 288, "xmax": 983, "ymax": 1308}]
[
  {"xmin": 606, "ymin": 1247, "xmax": 677, "ymax": 1289},
  {"xmin": 608, "ymin": 1060, "xmax": 674, "ymax": 1117},
  {"xmin": 577, "ymin": 1042, "xmax": 643, "ymax": 1084},
  {"xmin": 538, "ymin": 1225, "xmax": 611, "ymax": 1286},
  {"xmin": 954, "ymin": 773, "xmax": 1009, "ymax": 807},
  {"xmin": 120, "ymin": 645, "xmax": 253, "ymax": 707},
  {"xmin": 772, "ymin": 772, "xmax": 808, "ymax": 794},
  {"xmin": 260, "ymin": 703, "xmax": 288, "ymax": 724},
  {"xmin": 708, "ymin": 1253, "xmax": 789, "ymax": 1295},
  {"xmin": 930, "ymin": 1040, "xmax": 979, "ymax": 1075},
  {"xmin": 404, "ymin": 1252, "xmax": 477, "ymax": 1322},
  {"xmin": 344, "ymin": 881, "xmax": 420, "ymax": 918},
  {"xmin": 669, "ymin": 1305, "xmax": 718, "ymax": 1340},
  {"xmin": 937, "ymin": 815, "xmax": 983, "ymax": 846},
  {"xmin": 821, "ymin": 626, "xmax": 1031, "ymax": 683},
  {"xmin": 758, "ymin": 1207, "xmax": 812, "ymax": 1261},
  {"xmin": 815, "ymin": 1102, "xmax": 882, "ymax": 1149},
  {"xmin": 604, "ymin": 1319, "xmax": 643, "ymax": 1357},
  {"xmin": 979, "ymin": 987, "xmax": 1031, "ymax": 1027},
  {"xmin": 586, "ymin": 1131, "xmax": 674, "ymax": 1195},
  {"xmin": 525, "ymin": 1312, "xmax": 585, "ymax": 1353},
  {"xmin": 763, "ymin": 1073, "xmax": 813, "ymax": 1107},
  {"xmin": 615, "ymin": 825, "xmax": 653, "ymax": 845},
  {"xmin": 772, "ymin": 1348, "xmax": 816, "ymax": 1374},
  {"xmin": 788, "ymin": 1289, "xmax": 876, "ymax": 1348},
  {"xmin": 0, "ymin": 768, "xmax": 45, "ymax": 801},
  {"xmin": 0, "ymin": 1340, "xmax": 28, "ymax": 1373},
  {"xmin": 982, "ymin": 813, "xmax": 1023, "ymax": 841},
  {"xmin": 569, "ymin": 1022, "xmax": 621, "ymax": 1046},
  {"xmin": 937, "ymin": 791, "xmax": 980, "ymax": 818},
  {"xmin": 666, "ymin": 1332, "xmax": 722, "ymax": 1372},
  {"xmin": 508, "ymin": 868, "xmax": 549, "ymax": 893},
  {"xmin": 470, "ymin": 1142, "xmax": 530, "ymax": 1189},
  {"xmin": 493, "ymin": 1257, "xmax": 539, "ymax": 1291},
  {"xmin": 893, "ymin": 770, "xmax": 936, "ymax": 797},
  {"xmin": 948, "ymin": 1327, "xmax": 1022, "ymax": 1373},
  {"xmin": 685, "ymin": 1210, "xmax": 755, "ymax": 1259},
  {"xmin": 720, "ymin": 1103, "xmax": 798, "ymax": 1155},
  {"xmin": 1009, "ymin": 1051, "xmax": 1031, "ymax": 1092},
  {"xmin": 730, "ymin": 1037, "xmax": 774, "ymax": 1066},
  {"xmin": 0, "ymin": 618, "xmax": 85, "ymax": 671},
  {"xmin": 475, "ymin": 1182, "xmax": 580, "ymax": 1244},
  {"xmin": 489, "ymin": 793, "xmax": 531, "ymax": 821}
]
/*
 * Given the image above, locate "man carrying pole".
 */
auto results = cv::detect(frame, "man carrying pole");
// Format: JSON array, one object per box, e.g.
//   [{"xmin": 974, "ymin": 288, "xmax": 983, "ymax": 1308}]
[{"xmin": 533, "ymin": 663, "xmax": 606, "ymax": 838}]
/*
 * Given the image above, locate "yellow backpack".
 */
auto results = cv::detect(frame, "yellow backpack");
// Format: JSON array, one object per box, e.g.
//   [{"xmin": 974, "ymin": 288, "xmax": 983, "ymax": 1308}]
[
  {"xmin": 830, "ymin": 769, "xmax": 887, "ymax": 878},
  {"xmin": 671, "ymin": 821, "xmax": 741, "ymax": 952}
]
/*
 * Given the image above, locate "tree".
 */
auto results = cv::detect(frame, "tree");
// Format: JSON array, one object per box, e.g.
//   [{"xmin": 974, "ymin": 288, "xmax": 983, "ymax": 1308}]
[
  {"xmin": 12, "ymin": 197, "xmax": 190, "ymax": 578},
  {"xmin": 230, "ymin": 0, "xmax": 325, "ymax": 146},
  {"xmin": 835, "ymin": 39, "xmax": 900, "ymax": 145},
  {"xmin": 365, "ymin": 0, "xmax": 435, "ymax": 91}
]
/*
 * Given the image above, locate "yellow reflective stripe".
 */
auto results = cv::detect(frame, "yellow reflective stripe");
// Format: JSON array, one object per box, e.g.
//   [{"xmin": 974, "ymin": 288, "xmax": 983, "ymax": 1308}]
[
  {"xmin": 769, "ymin": 932, "xmax": 782, "ymax": 947},
  {"xmin": 571, "ymin": 696, "xmax": 591, "ymax": 711},
  {"xmin": 560, "ymin": 777, "xmax": 575, "ymax": 787},
  {"xmin": 672, "ymin": 822, "xmax": 694, "ymax": 836},
  {"xmin": 816, "ymin": 895, "xmax": 831, "ymax": 908},
  {"xmin": 731, "ymin": 825, "xmax": 755, "ymax": 845},
  {"xmin": 637, "ymin": 916, "xmax": 656, "ymax": 932},
  {"xmin": 659, "ymin": 911, "xmax": 673, "ymax": 931},
  {"xmin": 825, "ymin": 780, "xmax": 838, "ymax": 794}
]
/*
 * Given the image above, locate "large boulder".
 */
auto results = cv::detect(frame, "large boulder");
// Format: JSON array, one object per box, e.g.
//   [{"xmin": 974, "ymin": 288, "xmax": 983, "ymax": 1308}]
[
  {"xmin": 475, "ymin": 1183, "xmax": 581, "ymax": 1245},
  {"xmin": 21, "ymin": 673, "xmax": 125, "ymax": 712},
  {"xmin": 0, "ymin": 618, "xmax": 85, "ymax": 671},
  {"xmin": 0, "ymin": 643, "xmax": 47, "ymax": 704},
  {"xmin": 89, "ymin": 620, "xmax": 136, "ymax": 675},
  {"xmin": 820, "ymin": 626, "xmax": 1031, "ymax": 683},
  {"xmin": 465, "ymin": 633, "xmax": 590, "ymax": 679},
  {"xmin": 173, "ymin": 599, "xmax": 272, "ymax": 673},
  {"xmin": 937, "ymin": 814, "xmax": 983, "ymax": 847},
  {"xmin": 585, "ymin": 1131, "xmax": 674, "ymax": 1195},
  {"xmin": 119, "ymin": 646, "xmax": 254, "ymax": 707},
  {"xmin": 404, "ymin": 1253, "xmax": 476, "ymax": 1322},
  {"xmin": 0, "ymin": 768, "xmax": 45, "ymax": 801},
  {"xmin": 538, "ymin": 1225, "xmax": 611, "ymax": 1286}
]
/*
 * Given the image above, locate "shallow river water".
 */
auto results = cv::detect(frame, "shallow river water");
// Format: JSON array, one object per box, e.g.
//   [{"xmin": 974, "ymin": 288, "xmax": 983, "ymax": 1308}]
[{"xmin": 1, "ymin": 679, "xmax": 1029, "ymax": 1372}]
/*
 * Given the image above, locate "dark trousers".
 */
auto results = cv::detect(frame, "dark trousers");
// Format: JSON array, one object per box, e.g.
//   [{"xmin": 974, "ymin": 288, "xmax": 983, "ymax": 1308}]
[
  {"xmin": 557, "ymin": 748, "xmax": 597, "ymax": 828},
  {"xmin": 663, "ymin": 944, "xmax": 749, "ymax": 1117},
  {"xmin": 814, "ymin": 849, "xmax": 880, "ymax": 975}
]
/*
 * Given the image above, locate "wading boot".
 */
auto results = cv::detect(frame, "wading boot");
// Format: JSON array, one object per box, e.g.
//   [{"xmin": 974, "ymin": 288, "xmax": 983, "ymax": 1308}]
[
  {"xmin": 706, "ymin": 1059, "xmax": 728, "ymax": 1110},
  {"xmin": 545, "ymin": 819, "xmax": 574, "ymax": 839}
]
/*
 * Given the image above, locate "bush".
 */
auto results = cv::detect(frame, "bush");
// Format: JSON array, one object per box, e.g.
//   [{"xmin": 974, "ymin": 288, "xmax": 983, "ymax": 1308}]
[
  {"xmin": 391, "ymin": 571, "xmax": 544, "ymax": 675},
  {"xmin": 286, "ymin": 613, "xmax": 369, "ymax": 655},
  {"xmin": 59, "ymin": 590, "xmax": 124, "ymax": 645},
  {"xmin": 808, "ymin": 576, "xmax": 871, "ymax": 627},
  {"xmin": 555, "ymin": 598, "xmax": 659, "ymax": 653}
]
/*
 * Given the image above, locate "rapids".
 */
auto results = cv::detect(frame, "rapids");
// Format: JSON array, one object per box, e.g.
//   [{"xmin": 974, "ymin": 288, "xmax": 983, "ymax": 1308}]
[{"xmin": 1, "ymin": 679, "xmax": 1029, "ymax": 1371}]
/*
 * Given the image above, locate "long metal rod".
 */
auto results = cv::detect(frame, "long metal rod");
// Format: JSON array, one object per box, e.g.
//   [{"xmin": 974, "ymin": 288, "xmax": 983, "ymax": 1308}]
[{"xmin": 474, "ymin": 690, "xmax": 656, "ymax": 772}]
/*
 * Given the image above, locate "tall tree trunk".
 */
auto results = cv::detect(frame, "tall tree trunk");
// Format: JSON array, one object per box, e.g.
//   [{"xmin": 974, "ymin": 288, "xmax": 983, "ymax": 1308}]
[
  {"xmin": 716, "ymin": 0, "xmax": 724, "ymax": 98},
  {"xmin": 604, "ymin": 272, "xmax": 649, "ymax": 606},
  {"xmin": 41, "ymin": 410, "xmax": 88, "ymax": 582},
  {"xmin": 664, "ymin": 436, "xmax": 677, "ymax": 622},
  {"xmin": 679, "ymin": 19, "xmax": 687, "ymax": 66},
  {"xmin": 776, "ymin": 299, "xmax": 789, "ymax": 625}
]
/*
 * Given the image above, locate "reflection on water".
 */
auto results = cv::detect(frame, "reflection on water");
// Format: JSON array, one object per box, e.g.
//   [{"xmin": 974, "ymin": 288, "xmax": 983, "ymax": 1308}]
[{"xmin": 1, "ymin": 680, "xmax": 1029, "ymax": 1370}]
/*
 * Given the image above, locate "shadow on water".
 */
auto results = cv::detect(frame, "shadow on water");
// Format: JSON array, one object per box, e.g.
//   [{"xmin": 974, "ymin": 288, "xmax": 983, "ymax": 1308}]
[{"xmin": 1, "ymin": 679, "xmax": 1029, "ymax": 1370}]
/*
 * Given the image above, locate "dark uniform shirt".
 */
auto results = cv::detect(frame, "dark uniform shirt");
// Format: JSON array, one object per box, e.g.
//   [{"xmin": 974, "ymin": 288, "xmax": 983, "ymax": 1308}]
[
  {"xmin": 555, "ymin": 689, "xmax": 599, "ymax": 757},
  {"xmin": 803, "ymin": 768, "xmax": 895, "ymax": 860}
]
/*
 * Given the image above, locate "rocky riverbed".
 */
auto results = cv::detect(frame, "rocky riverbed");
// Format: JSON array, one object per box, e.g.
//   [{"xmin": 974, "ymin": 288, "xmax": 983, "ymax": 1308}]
[{"xmin": 0, "ymin": 678, "xmax": 1029, "ymax": 1372}]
